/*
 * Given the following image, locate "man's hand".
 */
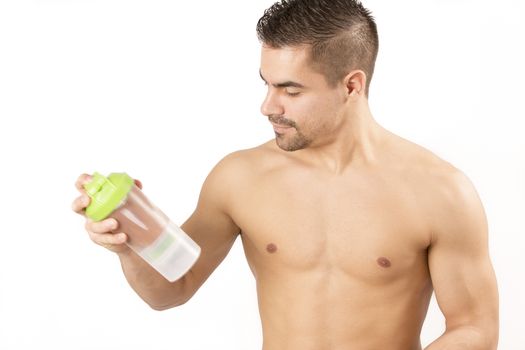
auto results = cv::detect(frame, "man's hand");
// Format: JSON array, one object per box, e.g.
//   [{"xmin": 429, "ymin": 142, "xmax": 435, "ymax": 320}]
[{"xmin": 71, "ymin": 173, "xmax": 143, "ymax": 254}]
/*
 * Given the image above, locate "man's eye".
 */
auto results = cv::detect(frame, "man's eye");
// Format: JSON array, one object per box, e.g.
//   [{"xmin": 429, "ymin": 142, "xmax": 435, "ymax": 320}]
[{"xmin": 286, "ymin": 91, "xmax": 301, "ymax": 97}]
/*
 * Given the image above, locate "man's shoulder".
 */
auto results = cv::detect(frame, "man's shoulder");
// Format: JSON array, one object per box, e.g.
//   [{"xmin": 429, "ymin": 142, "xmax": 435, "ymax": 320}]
[
  {"xmin": 393, "ymin": 135, "xmax": 482, "ymax": 226},
  {"xmin": 216, "ymin": 140, "xmax": 281, "ymax": 170},
  {"xmin": 389, "ymin": 136, "xmax": 485, "ymax": 243},
  {"xmin": 389, "ymin": 133, "xmax": 460, "ymax": 182},
  {"xmin": 412, "ymin": 148, "xmax": 487, "ymax": 245},
  {"xmin": 209, "ymin": 140, "xmax": 278, "ymax": 181}
]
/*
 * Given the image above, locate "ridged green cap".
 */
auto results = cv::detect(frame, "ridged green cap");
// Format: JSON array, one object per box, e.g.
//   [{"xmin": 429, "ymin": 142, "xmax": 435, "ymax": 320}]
[{"xmin": 83, "ymin": 172, "xmax": 134, "ymax": 222}]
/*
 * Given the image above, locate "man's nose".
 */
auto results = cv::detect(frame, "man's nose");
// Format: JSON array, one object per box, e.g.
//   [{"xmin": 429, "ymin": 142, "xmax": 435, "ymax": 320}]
[{"xmin": 260, "ymin": 90, "xmax": 284, "ymax": 117}]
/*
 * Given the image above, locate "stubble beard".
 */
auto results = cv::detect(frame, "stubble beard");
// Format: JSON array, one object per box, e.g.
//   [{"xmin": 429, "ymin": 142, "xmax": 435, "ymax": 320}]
[
  {"xmin": 269, "ymin": 115, "xmax": 312, "ymax": 152},
  {"xmin": 275, "ymin": 129, "xmax": 312, "ymax": 152}
]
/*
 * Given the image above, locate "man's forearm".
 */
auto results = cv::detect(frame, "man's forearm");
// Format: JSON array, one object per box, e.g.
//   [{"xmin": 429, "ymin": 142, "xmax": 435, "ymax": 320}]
[
  {"xmin": 424, "ymin": 325, "xmax": 497, "ymax": 350},
  {"xmin": 118, "ymin": 249, "xmax": 190, "ymax": 310}
]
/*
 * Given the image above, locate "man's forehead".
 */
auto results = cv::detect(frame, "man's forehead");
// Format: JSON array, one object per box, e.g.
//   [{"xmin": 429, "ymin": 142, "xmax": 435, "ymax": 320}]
[
  {"xmin": 260, "ymin": 45, "xmax": 319, "ymax": 84},
  {"xmin": 260, "ymin": 44, "xmax": 310, "ymax": 65}
]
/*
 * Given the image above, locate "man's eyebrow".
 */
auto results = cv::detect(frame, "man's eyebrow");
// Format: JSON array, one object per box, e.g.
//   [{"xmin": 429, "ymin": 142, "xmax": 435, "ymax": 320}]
[{"xmin": 259, "ymin": 69, "xmax": 305, "ymax": 89}]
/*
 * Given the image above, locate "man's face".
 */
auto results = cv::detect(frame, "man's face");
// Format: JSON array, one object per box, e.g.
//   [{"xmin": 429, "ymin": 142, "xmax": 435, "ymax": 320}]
[{"xmin": 259, "ymin": 45, "xmax": 347, "ymax": 152}]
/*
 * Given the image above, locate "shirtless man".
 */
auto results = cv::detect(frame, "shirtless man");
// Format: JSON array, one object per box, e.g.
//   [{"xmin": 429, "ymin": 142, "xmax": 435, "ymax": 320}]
[{"xmin": 72, "ymin": 1, "xmax": 499, "ymax": 349}]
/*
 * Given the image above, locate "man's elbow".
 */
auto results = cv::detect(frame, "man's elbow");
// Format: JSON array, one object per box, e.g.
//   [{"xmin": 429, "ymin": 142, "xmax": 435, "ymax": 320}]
[
  {"xmin": 144, "ymin": 286, "xmax": 194, "ymax": 311},
  {"xmin": 148, "ymin": 295, "xmax": 191, "ymax": 311},
  {"xmin": 482, "ymin": 325, "xmax": 499, "ymax": 350},
  {"xmin": 146, "ymin": 272, "xmax": 198, "ymax": 311},
  {"xmin": 447, "ymin": 322, "xmax": 499, "ymax": 350},
  {"xmin": 477, "ymin": 315, "xmax": 499, "ymax": 349},
  {"xmin": 474, "ymin": 327, "xmax": 498, "ymax": 350},
  {"xmin": 148, "ymin": 302, "xmax": 181, "ymax": 312}
]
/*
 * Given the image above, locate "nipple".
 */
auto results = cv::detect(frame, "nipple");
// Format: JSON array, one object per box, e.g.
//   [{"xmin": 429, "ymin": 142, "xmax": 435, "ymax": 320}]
[
  {"xmin": 377, "ymin": 257, "xmax": 392, "ymax": 268},
  {"xmin": 266, "ymin": 243, "xmax": 278, "ymax": 254}
]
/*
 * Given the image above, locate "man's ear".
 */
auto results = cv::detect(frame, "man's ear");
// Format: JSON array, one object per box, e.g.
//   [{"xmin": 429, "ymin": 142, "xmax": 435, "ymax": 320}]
[{"xmin": 343, "ymin": 70, "xmax": 367, "ymax": 98}]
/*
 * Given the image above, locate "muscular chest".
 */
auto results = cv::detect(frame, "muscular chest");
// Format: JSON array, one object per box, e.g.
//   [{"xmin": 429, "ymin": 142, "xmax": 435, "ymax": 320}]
[{"xmin": 233, "ymin": 168, "xmax": 431, "ymax": 283}]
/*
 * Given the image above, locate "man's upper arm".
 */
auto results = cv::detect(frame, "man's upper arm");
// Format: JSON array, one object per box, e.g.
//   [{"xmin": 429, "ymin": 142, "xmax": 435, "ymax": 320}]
[
  {"xmin": 179, "ymin": 152, "xmax": 242, "ymax": 297},
  {"xmin": 427, "ymin": 169, "xmax": 499, "ymax": 344}
]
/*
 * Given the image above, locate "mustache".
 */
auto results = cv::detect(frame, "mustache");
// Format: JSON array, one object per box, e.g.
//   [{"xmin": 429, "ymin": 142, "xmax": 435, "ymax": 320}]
[{"xmin": 269, "ymin": 115, "xmax": 296, "ymax": 128}]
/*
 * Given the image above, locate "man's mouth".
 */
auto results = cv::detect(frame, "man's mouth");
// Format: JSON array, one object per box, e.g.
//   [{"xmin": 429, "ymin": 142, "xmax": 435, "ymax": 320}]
[{"xmin": 271, "ymin": 123, "xmax": 293, "ymax": 133}]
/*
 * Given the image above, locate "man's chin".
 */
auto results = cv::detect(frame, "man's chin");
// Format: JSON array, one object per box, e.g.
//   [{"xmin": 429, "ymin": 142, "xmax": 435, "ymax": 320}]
[{"xmin": 275, "ymin": 135, "xmax": 308, "ymax": 152}]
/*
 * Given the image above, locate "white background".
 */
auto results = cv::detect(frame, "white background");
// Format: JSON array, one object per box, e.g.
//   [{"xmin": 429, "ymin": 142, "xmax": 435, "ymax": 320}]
[{"xmin": 0, "ymin": 0, "xmax": 523, "ymax": 349}]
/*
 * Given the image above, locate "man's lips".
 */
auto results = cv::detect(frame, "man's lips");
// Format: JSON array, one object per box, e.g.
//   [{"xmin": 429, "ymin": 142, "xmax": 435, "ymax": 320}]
[{"xmin": 271, "ymin": 123, "xmax": 293, "ymax": 133}]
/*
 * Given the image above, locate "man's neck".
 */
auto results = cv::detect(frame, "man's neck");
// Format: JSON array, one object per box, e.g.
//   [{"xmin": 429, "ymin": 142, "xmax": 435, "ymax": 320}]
[{"xmin": 295, "ymin": 102, "xmax": 389, "ymax": 175}]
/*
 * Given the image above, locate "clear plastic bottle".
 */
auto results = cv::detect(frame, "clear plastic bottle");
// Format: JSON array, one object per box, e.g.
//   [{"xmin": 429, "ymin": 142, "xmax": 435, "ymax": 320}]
[{"xmin": 84, "ymin": 172, "xmax": 201, "ymax": 282}]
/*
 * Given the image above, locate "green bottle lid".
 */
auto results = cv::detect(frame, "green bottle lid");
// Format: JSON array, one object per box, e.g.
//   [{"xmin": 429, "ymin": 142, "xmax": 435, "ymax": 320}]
[{"xmin": 83, "ymin": 172, "xmax": 134, "ymax": 222}]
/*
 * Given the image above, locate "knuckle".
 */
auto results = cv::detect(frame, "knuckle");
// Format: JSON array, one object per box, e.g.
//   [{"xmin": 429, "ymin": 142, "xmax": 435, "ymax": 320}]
[
  {"xmin": 73, "ymin": 197, "xmax": 84, "ymax": 211},
  {"xmin": 87, "ymin": 231, "xmax": 98, "ymax": 243},
  {"xmin": 75, "ymin": 173, "xmax": 92, "ymax": 190},
  {"xmin": 85, "ymin": 219, "xmax": 98, "ymax": 233},
  {"xmin": 75, "ymin": 176, "xmax": 84, "ymax": 188},
  {"xmin": 89, "ymin": 232, "xmax": 106, "ymax": 246}
]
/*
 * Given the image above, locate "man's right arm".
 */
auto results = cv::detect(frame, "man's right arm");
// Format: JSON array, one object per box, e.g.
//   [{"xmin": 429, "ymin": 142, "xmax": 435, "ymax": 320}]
[{"xmin": 72, "ymin": 152, "xmax": 242, "ymax": 310}]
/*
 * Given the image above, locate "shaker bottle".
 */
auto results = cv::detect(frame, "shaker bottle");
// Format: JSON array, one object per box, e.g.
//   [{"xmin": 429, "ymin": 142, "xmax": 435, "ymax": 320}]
[{"xmin": 83, "ymin": 172, "xmax": 201, "ymax": 282}]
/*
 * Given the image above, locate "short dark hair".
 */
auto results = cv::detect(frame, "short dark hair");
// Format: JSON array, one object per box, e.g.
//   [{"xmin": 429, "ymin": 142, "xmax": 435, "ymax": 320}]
[{"xmin": 256, "ymin": 0, "xmax": 379, "ymax": 96}]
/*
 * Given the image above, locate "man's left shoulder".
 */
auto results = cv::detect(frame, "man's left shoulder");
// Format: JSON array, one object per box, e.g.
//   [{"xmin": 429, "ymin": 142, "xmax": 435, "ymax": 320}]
[
  {"xmin": 396, "ymin": 139, "xmax": 482, "ymax": 215},
  {"xmin": 405, "ymin": 144, "xmax": 487, "ymax": 240},
  {"xmin": 397, "ymin": 138, "xmax": 471, "ymax": 194},
  {"xmin": 413, "ymin": 146, "xmax": 478, "ymax": 203}
]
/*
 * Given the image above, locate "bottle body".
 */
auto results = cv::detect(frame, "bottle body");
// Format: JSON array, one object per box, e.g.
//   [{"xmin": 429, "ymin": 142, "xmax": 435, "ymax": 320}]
[{"xmin": 109, "ymin": 185, "xmax": 200, "ymax": 282}]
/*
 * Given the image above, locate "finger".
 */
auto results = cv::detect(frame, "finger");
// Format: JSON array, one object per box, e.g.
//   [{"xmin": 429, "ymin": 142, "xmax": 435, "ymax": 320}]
[
  {"xmin": 75, "ymin": 173, "xmax": 92, "ymax": 192},
  {"xmin": 72, "ymin": 194, "xmax": 90, "ymax": 214},
  {"xmin": 89, "ymin": 231, "xmax": 128, "ymax": 246},
  {"xmin": 85, "ymin": 218, "xmax": 119, "ymax": 234},
  {"xmin": 134, "ymin": 179, "xmax": 143, "ymax": 189}
]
